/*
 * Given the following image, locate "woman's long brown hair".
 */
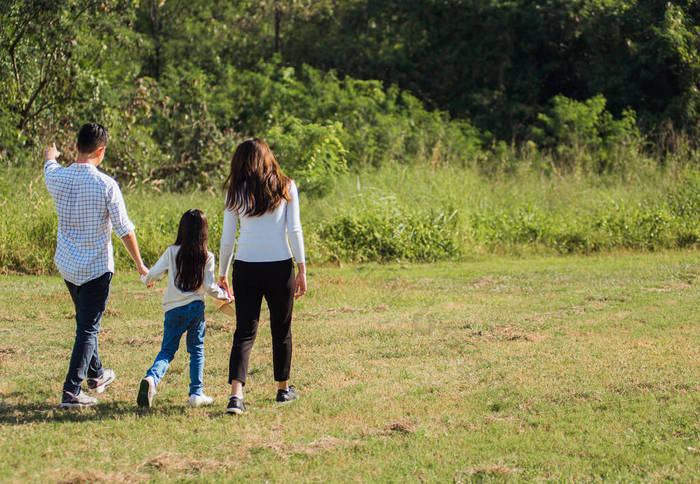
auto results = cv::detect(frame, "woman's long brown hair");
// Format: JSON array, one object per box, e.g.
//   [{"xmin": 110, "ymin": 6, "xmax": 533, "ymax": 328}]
[
  {"xmin": 224, "ymin": 138, "xmax": 290, "ymax": 216},
  {"xmin": 174, "ymin": 209, "xmax": 208, "ymax": 293}
]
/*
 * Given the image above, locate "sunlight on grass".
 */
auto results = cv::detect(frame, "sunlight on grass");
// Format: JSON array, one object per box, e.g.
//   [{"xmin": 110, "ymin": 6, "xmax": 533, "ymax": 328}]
[{"xmin": 0, "ymin": 252, "xmax": 698, "ymax": 481}]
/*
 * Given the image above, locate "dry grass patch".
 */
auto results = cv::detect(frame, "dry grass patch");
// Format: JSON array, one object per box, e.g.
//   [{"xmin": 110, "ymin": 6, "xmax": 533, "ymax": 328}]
[
  {"xmin": 58, "ymin": 470, "xmax": 147, "ymax": 484},
  {"xmin": 140, "ymin": 451, "xmax": 226, "ymax": 473},
  {"xmin": 387, "ymin": 421, "xmax": 416, "ymax": 434},
  {"xmin": 459, "ymin": 464, "xmax": 521, "ymax": 479}
]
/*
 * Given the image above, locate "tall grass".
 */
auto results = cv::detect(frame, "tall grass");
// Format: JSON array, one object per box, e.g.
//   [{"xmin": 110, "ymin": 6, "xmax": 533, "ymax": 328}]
[{"xmin": 1, "ymin": 157, "xmax": 698, "ymax": 275}]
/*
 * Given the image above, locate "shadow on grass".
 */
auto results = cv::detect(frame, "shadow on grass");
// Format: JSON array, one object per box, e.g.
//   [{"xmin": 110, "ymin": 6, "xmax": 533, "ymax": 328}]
[{"xmin": 0, "ymin": 394, "xmax": 192, "ymax": 425}]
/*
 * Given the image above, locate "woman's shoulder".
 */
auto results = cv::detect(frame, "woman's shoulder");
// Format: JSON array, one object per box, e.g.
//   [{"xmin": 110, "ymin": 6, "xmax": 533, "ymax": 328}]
[{"xmin": 287, "ymin": 179, "xmax": 298, "ymax": 195}]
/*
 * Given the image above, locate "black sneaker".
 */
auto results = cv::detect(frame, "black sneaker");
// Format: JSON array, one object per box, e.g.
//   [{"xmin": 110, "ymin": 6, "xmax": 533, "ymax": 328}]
[
  {"xmin": 276, "ymin": 386, "xmax": 299, "ymax": 403},
  {"xmin": 226, "ymin": 395, "xmax": 245, "ymax": 415}
]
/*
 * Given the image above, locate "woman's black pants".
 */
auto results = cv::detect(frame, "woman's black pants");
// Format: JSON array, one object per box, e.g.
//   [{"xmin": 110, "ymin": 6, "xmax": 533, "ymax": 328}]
[{"xmin": 229, "ymin": 259, "xmax": 295, "ymax": 385}]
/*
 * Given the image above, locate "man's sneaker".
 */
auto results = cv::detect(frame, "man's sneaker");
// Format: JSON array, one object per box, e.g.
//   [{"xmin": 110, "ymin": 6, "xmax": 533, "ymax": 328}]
[
  {"xmin": 59, "ymin": 390, "xmax": 97, "ymax": 408},
  {"xmin": 226, "ymin": 395, "xmax": 245, "ymax": 414},
  {"xmin": 276, "ymin": 385, "xmax": 299, "ymax": 403},
  {"xmin": 137, "ymin": 376, "xmax": 156, "ymax": 408},
  {"xmin": 189, "ymin": 393, "xmax": 214, "ymax": 407},
  {"xmin": 87, "ymin": 368, "xmax": 115, "ymax": 394}
]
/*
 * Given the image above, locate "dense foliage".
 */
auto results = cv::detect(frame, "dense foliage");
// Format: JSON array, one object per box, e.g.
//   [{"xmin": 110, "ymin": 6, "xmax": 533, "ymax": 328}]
[
  {"xmin": 284, "ymin": 0, "xmax": 700, "ymax": 139},
  {"xmin": 1, "ymin": 0, "xmax": 698, "ymax": 193},
  {"xmin": 1, "ymin": 1, "xmax": 698, "ymax": 268}
]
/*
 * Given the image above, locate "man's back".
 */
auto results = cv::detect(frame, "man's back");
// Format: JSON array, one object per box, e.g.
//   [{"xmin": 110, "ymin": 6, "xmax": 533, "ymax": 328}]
[{"xmin": 45, "ymin": 161, "xmax": 134, "ymax": 285}]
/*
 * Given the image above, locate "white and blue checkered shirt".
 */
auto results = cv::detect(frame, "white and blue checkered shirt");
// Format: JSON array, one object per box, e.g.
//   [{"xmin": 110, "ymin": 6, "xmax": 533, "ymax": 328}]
[{"xmin": 44, "ymin": 160, "xmax": 135, "ymax": 286}]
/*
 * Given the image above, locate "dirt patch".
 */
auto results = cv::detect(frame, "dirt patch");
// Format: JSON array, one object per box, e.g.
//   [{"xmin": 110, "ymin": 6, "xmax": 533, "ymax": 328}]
[
  {"xmin": 59, "ymin": 470, "xmax": 146, "ymax": 484},
  {"xmin": 0, "ymin": 314, "xmax": 29, "ymax": 323},
  {"xmin": 206, "ymin": 320, "xmax": 235, "ymax": 332},
  {"xmin": 471, "ymin": 324, "xmax": 542, "ymax": 343},
  {"xmin": 469, "ymin": 275, "xmax": 503, "ymax": 289},
  {"xmin": 250, "ymin": 436, "xmax": 347, "ymax": 459},
  {"xmin": 0, "ymin": 346, "xmax": 22, "ymax": 355},
  {"xmin": 388, "ymin": 421, "xmax": 416, "ymax": 434},
  {"xmin": 300, "ymin": 305, "xmax": 388, "ymax": 318},
  {"xmin": 643, "ymin": 287, "xmax": 672, "ymax": 293},
  {"xmin": 305, "ymin": 436, "xmax": 345, "ymax": 453},
  {"xmin": 459, "ymin": 464, "xmax": 520, "ymax": 479},
  {"xmin": 124, "ymin": 336, "xmax": 162, "ymax": 347},
  {"xmin": 141, "ymin": 452, "xmax": 225, "ymax": 473}
]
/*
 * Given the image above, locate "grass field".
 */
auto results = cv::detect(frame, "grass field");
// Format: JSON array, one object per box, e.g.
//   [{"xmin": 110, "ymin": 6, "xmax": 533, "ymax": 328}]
[{"xmin": 0, "ymin": 251, "xmax": 699, "ymax": 482}]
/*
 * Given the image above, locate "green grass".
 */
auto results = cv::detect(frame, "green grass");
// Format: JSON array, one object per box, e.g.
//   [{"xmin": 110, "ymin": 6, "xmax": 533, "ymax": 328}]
[
  {"xmin": 1, "ymin": 163, "xmax": 698, "ymax": 274},
  {"xmin": 1, "ymin": 251, "xmax": 698, "ymax": 482}
]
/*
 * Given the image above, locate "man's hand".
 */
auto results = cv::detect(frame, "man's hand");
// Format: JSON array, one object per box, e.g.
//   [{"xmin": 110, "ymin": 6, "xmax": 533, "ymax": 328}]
[
  {"xmin": 137, "ymin": 263, "xmax": 148, "ymax": 277},
  {"xmin": 137, "ymin": 263, "xmax": 154, "ymax": 287},
  {"xmin": 45, "ymin": 143, "xmax": 61, "ymax": 161}
]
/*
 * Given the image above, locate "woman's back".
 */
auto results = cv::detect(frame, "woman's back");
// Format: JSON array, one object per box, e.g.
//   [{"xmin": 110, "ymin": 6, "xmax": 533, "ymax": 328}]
[{"xmin": 221, "ymin": 180, "xmax": 304, "ymax": 264}]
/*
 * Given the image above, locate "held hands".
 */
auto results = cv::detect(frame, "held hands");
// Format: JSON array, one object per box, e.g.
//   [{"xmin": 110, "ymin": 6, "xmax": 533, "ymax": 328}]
[
  {"xmin": 45, "ymin": 142, "xmax": 61, "ymax": 161},
  {"xmin": 217, "ymin": 276, "xmax": 233, "ymax": 300},
  {"xmin": 138, "ymin": 263, "xmax": 154, "ymax": 288}
]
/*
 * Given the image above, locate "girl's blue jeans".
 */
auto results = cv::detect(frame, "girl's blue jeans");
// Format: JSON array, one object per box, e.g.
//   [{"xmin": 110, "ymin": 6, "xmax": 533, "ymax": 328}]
[{"xmin": 145, "ymin": 300, "xmax": 206, "ymax": 396}]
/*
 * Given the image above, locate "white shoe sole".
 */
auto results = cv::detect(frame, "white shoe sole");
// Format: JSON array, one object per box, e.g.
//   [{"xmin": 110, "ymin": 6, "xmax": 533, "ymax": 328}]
[
  {"xmin": 189, "ymin": 398, "xmax": 213, "ymax": 407},
  {"xmin": 137, "ymin": 378, "xmax": 156, "ymax": 408},
  {"xmin": 226, "ymin": 407, "xmax": 243, "ymax": 414},
  {"xmin": 59, "ymin": 401, "xmax": 96, "ymax": 408}
]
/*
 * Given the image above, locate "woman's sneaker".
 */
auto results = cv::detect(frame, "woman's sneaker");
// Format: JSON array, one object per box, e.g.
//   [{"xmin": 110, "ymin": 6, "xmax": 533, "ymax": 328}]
[
  {"xmin": 226, "ymin": 395, "xmax": 245, "ymax": 414},
  {"xmin": 189, "ymin": 394, "xmax": 214, "ymax": 407},
  {"xmin": 137, "ymin": 376, "xmax": 156, "ymax": 408},
  {"xmin": 60, "ymin": 390, "xmax": 97, "ymax": 408},
  {"xmin": 276, "ymin": 386, "xmax": 299, "ymax": 403},
  {"xmin": 87, "ymin": 368, "xmax": 115, "ymax": 393}
]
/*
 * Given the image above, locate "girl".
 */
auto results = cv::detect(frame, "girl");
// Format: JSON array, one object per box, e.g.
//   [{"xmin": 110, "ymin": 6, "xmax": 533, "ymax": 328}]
[
  {"xmin": 137, "ymin": 209, "xmax": 231, "ymax": 408},
  {"xmin": 218, "ymin": 138, "xmax": 307, "ymax": 415}
]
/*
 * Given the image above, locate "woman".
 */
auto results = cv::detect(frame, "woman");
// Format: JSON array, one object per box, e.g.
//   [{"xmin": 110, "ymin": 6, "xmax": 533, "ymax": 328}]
[{"xmin": 218, "ymin": 138, "xmax": 307, "ymax": 415}]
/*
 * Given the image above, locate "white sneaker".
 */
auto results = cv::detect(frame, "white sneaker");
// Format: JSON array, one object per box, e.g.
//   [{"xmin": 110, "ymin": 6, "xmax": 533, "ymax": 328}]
[
  {"xmin": 87, "ymin": 368, "xmax": 115, "ymax": 393},
  {"xmin": 137, "ymin": 376, "xmax": 156, "ymax": 408},
  {"xmin": 189, "ymin": 393, "xmax": 214, "ymax": 407},
  {"xmin": 60, "ymin": 390, "xmax": 97, "ymax": 408}
]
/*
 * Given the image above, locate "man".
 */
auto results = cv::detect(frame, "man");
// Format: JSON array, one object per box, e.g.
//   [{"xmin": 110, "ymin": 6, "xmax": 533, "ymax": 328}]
[{"xmin": 44, "ymin": 123, "xmax": 148, "ymax": 408}]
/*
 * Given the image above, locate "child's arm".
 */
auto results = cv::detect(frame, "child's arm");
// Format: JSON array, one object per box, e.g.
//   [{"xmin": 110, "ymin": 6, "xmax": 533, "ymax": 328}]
[
  {"xmin": 142, "ymin": 247, "xmax": 170, "ymax": 286},
  {"xmin": 204, "ymin": 253, "xmax": 231, "ymax": 302}
]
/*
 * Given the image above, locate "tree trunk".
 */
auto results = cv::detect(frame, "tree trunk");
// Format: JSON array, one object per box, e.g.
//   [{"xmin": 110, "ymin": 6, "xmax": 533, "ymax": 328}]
[{"xmin": 274, "ymin": 2, "xmax": 281, "ymax": 54}]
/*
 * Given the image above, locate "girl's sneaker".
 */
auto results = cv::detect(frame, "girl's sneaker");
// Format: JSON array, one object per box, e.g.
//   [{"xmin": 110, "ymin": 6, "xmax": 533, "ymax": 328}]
[
  {"xmin": 137, "ymin": 376, "xmax": 156, "ymax": 408},
  {"xmin": 226, "ymin": 395, "xmax": 245, "ymax": 414},
  {"xmin": 189, "ymin": 393, "xmax": 214, "ymax": 407}
]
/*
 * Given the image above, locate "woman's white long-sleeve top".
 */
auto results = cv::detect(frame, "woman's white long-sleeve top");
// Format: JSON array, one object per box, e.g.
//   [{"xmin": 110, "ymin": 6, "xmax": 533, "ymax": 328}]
[
  {"xmin": 219, "ymin": 180, "xmax": 305, "ymax": 277},
  {"xmin": 143, "ymin": 246, "xmax": 230, "ymax": 312}
]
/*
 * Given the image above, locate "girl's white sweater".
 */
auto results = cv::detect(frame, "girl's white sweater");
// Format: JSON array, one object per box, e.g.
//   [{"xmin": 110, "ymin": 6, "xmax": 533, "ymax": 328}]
[{"xmin": 143, "ymin": 245, "xmax": 230, "ymax": 312}]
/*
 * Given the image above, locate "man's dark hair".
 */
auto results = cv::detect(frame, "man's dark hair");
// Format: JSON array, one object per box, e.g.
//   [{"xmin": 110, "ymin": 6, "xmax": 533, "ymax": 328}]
[{"xmin": 77, "ymin": 123, "xmax": 109, "ymax": 154}]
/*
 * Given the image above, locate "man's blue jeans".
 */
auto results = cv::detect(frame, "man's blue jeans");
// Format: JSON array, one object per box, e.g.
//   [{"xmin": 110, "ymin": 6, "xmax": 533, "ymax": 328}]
[
  {"xmin": 63, "ymin": 272, "xmax": 112, "ymax": 395},
  {"xmin": 145, "ymin": 300, "xmax": 206, "ymax": 396}
]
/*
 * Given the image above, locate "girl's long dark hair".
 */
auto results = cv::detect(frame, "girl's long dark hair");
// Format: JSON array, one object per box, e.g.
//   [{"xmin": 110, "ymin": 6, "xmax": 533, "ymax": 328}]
[
  {"xmin": 174, "ymin": 209, "xmax": 208, "ymax": 293},
  {"xmin": 224, "ymin": 138, "xmax": 290, "ymax": 216}
]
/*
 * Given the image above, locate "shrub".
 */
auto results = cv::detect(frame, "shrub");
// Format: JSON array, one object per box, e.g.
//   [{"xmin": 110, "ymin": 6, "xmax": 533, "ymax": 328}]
[
  {"xmin": 318, "ymin": 208, "xmax": 461, "ymax": 262},
  {"xmin": 530, "ymin": 95, "xmax": 640, "ymax": 173},
  {"xmin": 266, "ymin": 118, "xmax": 348, "ymax": 197}
]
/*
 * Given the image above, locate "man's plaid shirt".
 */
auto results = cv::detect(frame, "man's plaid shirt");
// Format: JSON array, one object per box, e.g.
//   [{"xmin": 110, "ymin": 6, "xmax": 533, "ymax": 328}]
[{"xmin": 44, "ymin": 160, "xmax": 135, "ymax": 285}]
